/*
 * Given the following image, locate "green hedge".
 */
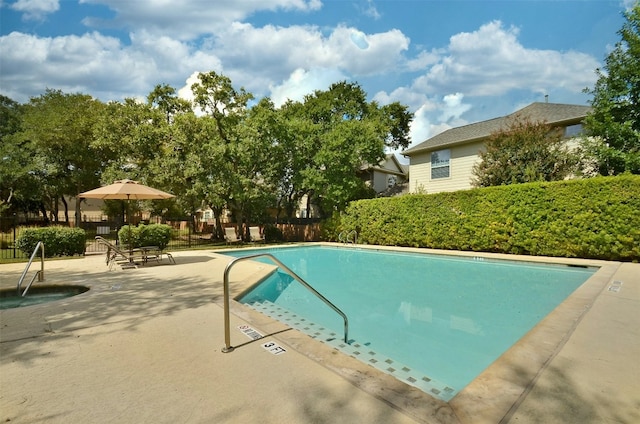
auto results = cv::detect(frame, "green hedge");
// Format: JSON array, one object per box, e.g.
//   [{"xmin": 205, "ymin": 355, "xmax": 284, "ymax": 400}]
[
  {"xmin": 15, "ymin": 227, "xmax": 86, "ymax": 257},
  {"xmin": 118, "ymin": 224, "xmax": 172, "ymax": 250},
  {"xmin": 332, "ymin": 175, "xmax": 640, "ymax": 261}
]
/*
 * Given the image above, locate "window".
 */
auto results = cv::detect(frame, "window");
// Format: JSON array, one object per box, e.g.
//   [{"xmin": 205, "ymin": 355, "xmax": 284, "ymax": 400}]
[
  {"xmin": 431, "ymin": 149, "xmax": 450, "ymax": 179},
  {"xmin": 564, "ymin": 124, "xmax": 584, "ymax": 138}
]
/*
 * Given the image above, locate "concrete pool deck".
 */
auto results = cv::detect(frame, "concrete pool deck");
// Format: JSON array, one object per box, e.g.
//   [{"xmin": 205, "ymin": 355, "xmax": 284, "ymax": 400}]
[{"xmin": 1, "ymin": 245, "xmax": 638, "ymax": 423}]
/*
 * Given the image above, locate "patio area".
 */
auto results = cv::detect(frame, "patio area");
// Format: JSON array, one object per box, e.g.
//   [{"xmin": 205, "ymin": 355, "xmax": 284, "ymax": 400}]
[{"xmin": 1, "ymin": 246, "xmax": 638, "ymax": 423}]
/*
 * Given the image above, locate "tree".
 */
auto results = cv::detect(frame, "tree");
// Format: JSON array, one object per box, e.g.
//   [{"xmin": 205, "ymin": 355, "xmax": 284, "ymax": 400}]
[
  {"xmin": 472, "ymin": 118, "xmax": 579, "ymax": 187},
  {"xmin": 281, "ymin": 81, "xmax": 413, "ymax": 217},
  {"xmin": 14, "ymin": 90, "xmax": 106, "ymax": 223},
  {"xmin": 0, "ymin": 95, "xmax": 28, "ymax": 215},
  {"xmin": 147, "ymin": 83, "xmax": 192, "ymax": 124},
  {"xmin": 92, "ymin": 96, "xmax": 177, "ymax": 225},
  {"xmin": 584, "ymin": 3, "xmax": 640, "ymax": 174},
  {"xmin": 153, "ymin": 112, "xmax": 228, "ymax": 235}
]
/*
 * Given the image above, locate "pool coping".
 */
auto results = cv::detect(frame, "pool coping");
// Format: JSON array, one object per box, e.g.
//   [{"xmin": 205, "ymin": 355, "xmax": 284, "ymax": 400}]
[{"xmin": 215, "ymin": 242, "xmax": 622, "ymax": 424}]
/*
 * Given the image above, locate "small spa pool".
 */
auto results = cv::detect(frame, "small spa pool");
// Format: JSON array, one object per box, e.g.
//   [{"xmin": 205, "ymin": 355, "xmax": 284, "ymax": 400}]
[
  {"xmin": 0, "ymin": 285, "xmax": 90, "ymax": 310},
  {"xmin": 229, "ymin": 245, "xmax": 596, "ymax": 401}
]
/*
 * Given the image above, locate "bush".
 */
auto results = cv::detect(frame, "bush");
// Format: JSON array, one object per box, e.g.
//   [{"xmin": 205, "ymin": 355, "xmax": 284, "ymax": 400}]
[
  {"xmin": 118, "ymin": 224, "xmax": 172, "ymax": 250},
  {"xmin": 331, "ymin": 175, "xmax": 640, "ymax": 261},
  {"xmin": 264, "ymin": 224, "xmax": 283, "ymax": 242},
  {"xmin": 15, "ymin": 227, "xmax": 86, "ymax": 257}
]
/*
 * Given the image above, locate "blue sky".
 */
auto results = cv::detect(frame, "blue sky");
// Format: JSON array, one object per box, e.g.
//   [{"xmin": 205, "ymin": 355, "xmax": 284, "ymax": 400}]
[{"xmin": 0, "ymin": 0, "xmax": 635, "ymax": 150}]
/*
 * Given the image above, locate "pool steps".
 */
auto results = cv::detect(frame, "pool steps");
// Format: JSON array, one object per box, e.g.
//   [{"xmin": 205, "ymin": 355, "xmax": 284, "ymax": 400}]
[{"xmin": 246, "ymin": 299, "xmax": 457, "ymax": 401}]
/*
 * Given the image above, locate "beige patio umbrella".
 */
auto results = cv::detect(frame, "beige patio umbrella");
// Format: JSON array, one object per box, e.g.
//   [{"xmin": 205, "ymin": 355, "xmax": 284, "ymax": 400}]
[{"xmin": 79, "ymin": 179, "xmax": 175, "ymax": 259}]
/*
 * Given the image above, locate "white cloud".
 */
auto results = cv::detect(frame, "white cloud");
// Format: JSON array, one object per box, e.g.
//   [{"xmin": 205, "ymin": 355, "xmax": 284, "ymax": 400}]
[
  {"xmin": 408, "ymin": 103, "xmax": 435, "ymax": 147},
  {"xmin": 0, "ymin": 30, "xmax": 221, "ymax": 102},
  {"xmin": 415, "ymin": 21, "xmax": 599, "ymax": 97},
  {"xmin": 10, "ymin": 0, "xmax": 59, "ymax": 21},
  {"xmin": 212, "ymin": 23, "xmax": 408, "ymax": 80},
  {"xmin": 269, "ymin": 67, "xmax": 346, "ymax": 107},
  {"xmin": 176, "ymin": 71, "xmax": 201, "ymax": 104},
  {"xmin": 375, "ymin": 18, "xmax": 601, "ymax": 148},
  {"xmin": 406, "ymin": 94, "xmax": 472, "ymax": 147},
  {"xmin": 439, "ymin": 93, "xmax": 471, "ymax": 123},
  {"xmin": 405, "ymin": 49, "xmax": 442, "ymax": 72},
  {"xmin": 373, "ymin": 86, "xmax": 429, "ymax": 112},
  {"xmin": 361, "ymin": 0, "xmax": 381, "ymax": 20},
  {"xmin": 79, "ymin": 0, "xmax": 322, "ymax": 40},
  {"xmin": 1, "ymin": 15, "xmax": 410, "ymax": 104}
]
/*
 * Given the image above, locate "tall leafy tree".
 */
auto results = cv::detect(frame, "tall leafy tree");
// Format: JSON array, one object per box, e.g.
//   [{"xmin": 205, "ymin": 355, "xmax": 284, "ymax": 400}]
[
  {"xmin": 188, "ymin": 71, "xmax": 264, "ymax": 235},
  {"xmin": 472, "ymin": 118, "xmax": 579, "ymax": 187},
  {"xmin": 92, "ymin": 97, "xmax": 175, "ymax": 224},
  {"xmin": 15, "ymin": 90, "xmax": 105, "ymax": 222},
  {"xmin": 584, "ymin": 3, "xmax": 640, "ymax": 174},
  {"xmin": 153, "ymin": 112, "xmax": 228, "ymax": 233},
  {"xmin": 277, "ymin": 100, "xmax": 313, "ymax": 219},
  {"xmin": 147, "ymin": 83, "xmax": 192, "ymax": 124},
  {"xmin": 231, "ymin": 97, "xmax": 287, "ymax": 228},
  {"xmin": 283, "ymin": 81, "xmax": 413, "ymax": 216},
  {"xmin": 0, "ymin": 95, "xmax": 29, "ymax": 215}
]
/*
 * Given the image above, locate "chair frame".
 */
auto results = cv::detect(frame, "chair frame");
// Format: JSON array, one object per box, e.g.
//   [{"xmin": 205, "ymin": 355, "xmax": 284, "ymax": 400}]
[
  {"xmin": 249, "ymin": 226, "xmax": 265, "ymax": 243},
  {"xmin": 224, "ymin": 227, "xmax": 242, "ymax": 245},
  {"xmin": 95, "ymin": 236, "xmax": 174, "ymax": 269}
]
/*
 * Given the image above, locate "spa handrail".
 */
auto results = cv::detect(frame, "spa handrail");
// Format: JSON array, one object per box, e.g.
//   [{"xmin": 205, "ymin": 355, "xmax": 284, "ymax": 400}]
[
  {"xmin": 17, "ymin": 241, "xmax": 45, "ymax": 297},
  {"xmin": 222, "ymin": 253, "xmax": 349, "ymax": 352}
]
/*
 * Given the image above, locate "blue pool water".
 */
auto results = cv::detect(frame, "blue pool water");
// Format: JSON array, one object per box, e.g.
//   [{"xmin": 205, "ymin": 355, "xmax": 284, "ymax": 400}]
[{"xmin": 230, "ymin": 245, "xmax": 596, "ymax": 400}]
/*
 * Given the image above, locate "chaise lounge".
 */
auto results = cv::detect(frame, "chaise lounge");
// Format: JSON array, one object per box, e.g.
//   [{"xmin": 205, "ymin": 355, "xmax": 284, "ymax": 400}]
[
  {"xmin": 95, "ymin": 236, "xmax": 174, "ymax": 269},
  {"xmin": 249, "ymin": 226, "xmax": 265, "ymax": 243},
  {"xmin": 224, "ymin": 227, "xmax": 242, "ymax": 245}
]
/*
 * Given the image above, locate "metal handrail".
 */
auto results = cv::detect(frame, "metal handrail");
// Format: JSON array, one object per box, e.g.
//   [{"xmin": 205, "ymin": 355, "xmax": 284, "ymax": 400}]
[
  {"xmin": 338, "ymin": 230, "xmax": 358, "ymax": 244},
  {"xmin": 222, "ymin": 253, "xmax": 349, "ymax": 352},
  {"xmin": 16, "ymin": 241, "xmax": 45, "ymax": 297}
]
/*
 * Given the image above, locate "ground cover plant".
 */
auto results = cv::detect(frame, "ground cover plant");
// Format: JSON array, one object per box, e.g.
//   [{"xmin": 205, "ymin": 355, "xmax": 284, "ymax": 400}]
[{"xmin": 332, "ymin": 175, "xmax": 640, "ymax": 261}]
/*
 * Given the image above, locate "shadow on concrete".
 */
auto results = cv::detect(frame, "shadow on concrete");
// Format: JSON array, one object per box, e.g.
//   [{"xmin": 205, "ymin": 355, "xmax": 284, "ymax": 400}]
[
  {"xmin": 0, "ymin": 254, "xmax": 255, "ymax": 364},
  {"xmin": 501, "ymin": 363, "xmax": 640, "ymax": 424}
]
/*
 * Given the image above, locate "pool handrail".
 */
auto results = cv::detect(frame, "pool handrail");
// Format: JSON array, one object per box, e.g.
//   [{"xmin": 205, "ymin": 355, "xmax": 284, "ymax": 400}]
[
  {"xmin": 16, "ymin": 241, "xmax": 45, "ymax": 297},
  {"xmin": 338, "ymin": 230, "xmax": 358, "ymax": 244},
  {"xmin": 222, "ymin": 253, "xmax": 350, "ymax": 352}
]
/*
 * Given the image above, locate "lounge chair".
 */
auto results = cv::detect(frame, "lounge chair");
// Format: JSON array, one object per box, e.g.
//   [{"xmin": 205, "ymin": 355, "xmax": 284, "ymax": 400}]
[
  {"xmin": 224, "ymin": 227, "xmax": 242, "ymax": 245},
  {"xmin": 249, "ymin": 226, "xmax": 265, "ymax": 243},
  {"xmin": 95, "ymin": 236, "xmax": 174, "ymax": 269}
]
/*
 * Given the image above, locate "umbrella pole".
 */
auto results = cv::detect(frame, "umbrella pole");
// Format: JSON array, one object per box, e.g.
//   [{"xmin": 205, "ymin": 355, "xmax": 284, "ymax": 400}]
[{"xmin": 127, "ymin": 195, "xmax": 133, "ymax": 263}]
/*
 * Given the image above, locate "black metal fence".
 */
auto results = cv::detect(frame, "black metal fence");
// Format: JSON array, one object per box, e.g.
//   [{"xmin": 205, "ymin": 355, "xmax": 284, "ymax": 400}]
[
  {"xmin": 1, "ymin": 214, "xmax": 323, "ymax": 262},
  {"xmin": 0, "ymin": 216, "xmax": 224, "ymax": 262}
]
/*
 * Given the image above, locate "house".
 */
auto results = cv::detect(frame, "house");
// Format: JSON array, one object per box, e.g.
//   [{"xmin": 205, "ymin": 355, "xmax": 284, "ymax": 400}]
[
  {"xmin": 286, "ymin": 154, "xmax": 409, "ymax": 219},
  {"xmin": 359, "ymin": 153, "xmax": 409, "ymax": 196},
  {"xmin": 402, "ymin": 102, "xmax": 592, "ymax": 194}
]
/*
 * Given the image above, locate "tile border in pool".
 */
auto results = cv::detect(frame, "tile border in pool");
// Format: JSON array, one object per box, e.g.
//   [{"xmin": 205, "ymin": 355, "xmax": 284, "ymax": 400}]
[
  {"xmin": 247, "ymin": 298, "xmax": 457, "ymax": 400},
  {"xmin": 215, "ymin": 242, "xmax": 620, "ymax": 423}
]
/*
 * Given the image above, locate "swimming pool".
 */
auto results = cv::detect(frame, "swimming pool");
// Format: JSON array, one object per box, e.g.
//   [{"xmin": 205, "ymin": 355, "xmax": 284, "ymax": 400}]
[{"xmin": 230, "ymin": 245, "xmax": 596, "ymax": 401}]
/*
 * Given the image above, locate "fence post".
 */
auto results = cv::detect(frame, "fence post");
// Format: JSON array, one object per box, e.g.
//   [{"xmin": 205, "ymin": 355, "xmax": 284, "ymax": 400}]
[{"xmin": 13, "ymin": 214, "xmax": 17, "ymax": 259}]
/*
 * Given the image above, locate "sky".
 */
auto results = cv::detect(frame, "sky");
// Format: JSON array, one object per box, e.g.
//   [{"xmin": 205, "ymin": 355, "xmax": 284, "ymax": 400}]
[{"xmin": 0, "ymin": 0, "xmax": 635, "ymax": 152}]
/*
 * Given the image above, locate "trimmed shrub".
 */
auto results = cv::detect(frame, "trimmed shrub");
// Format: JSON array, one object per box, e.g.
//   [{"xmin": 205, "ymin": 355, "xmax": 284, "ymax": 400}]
[
  {"xmin": 118, "ymin": 224, "xmax": 172, "ymax": 250},
  {"xmin": 331, "ymin": 175, "xmax": 640, "ymax": 261},
  {"xmin": 15, "ymin": 227, "xmax": 86, "ymax": 257},
  {"xmin": 264, "ymin": 224, "xmax": 283, "ymax": 242}
]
